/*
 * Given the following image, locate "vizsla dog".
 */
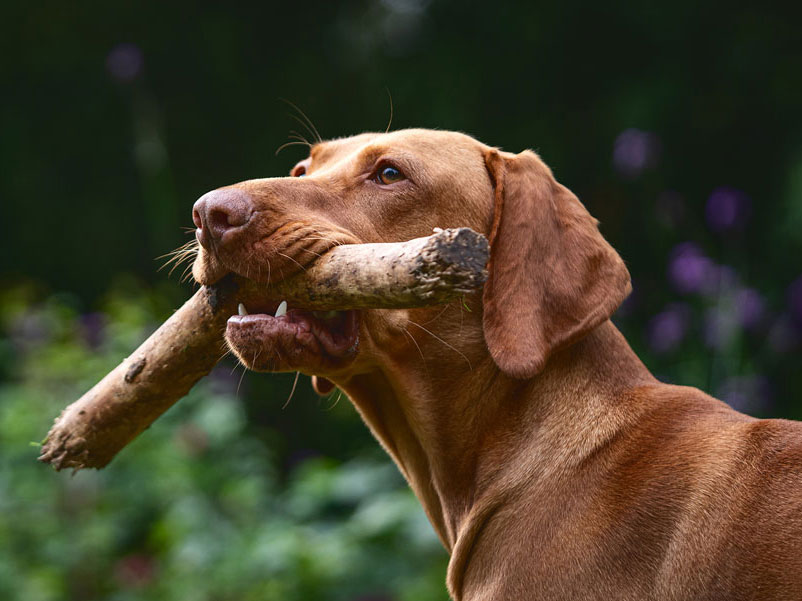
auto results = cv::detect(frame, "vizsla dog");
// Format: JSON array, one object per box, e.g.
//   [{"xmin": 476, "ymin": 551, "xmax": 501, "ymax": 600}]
[{"xmin": 191, "ymin": 129, "xmax": 802, "ymax": 600}]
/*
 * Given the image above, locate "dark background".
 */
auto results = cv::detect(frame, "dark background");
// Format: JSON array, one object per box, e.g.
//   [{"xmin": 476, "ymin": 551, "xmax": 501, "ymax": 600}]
[{"xmin": 2, "ymin": 2, "xmax": 802, "ymax": 599}]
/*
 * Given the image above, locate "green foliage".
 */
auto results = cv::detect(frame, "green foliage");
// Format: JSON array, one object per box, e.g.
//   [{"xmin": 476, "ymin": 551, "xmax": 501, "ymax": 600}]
[{"xmin": 0, "ymin": 287, "xmax": 448, "ymax": 601}]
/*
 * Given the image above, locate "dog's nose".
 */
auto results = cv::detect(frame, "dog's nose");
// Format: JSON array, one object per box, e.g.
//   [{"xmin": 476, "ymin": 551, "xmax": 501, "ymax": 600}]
[{"xmin": 192, "ymin": 188, "xmax": 253, "ymax": 249}]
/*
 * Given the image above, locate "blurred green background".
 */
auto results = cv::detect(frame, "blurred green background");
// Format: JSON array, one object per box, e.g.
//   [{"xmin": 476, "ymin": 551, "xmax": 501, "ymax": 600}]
[{"xmin": 2, "ymin": 1, "xmax": 802, "ymax": 599}]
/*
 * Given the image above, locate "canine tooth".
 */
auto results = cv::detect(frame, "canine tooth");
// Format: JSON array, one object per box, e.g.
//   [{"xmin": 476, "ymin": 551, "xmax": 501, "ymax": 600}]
[
  {"xmin": 274, "ymin": 300, "xmax": 288, "ymax": 318},
  {"xmin": 238, "ymin": 303, "xmax": 248, "ymax": 316}
]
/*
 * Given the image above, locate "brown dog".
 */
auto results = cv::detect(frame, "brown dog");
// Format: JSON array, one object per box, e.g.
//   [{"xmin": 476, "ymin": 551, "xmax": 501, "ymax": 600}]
[{"xmin": 191, "ymin": 129, "xmax": 802, "ymax": 600}]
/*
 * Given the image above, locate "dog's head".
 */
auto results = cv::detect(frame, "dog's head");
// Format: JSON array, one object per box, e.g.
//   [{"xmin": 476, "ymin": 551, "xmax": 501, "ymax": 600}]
[{"xmin": 190, "ymin": 129, "xmax": 630, "ymax": 384}]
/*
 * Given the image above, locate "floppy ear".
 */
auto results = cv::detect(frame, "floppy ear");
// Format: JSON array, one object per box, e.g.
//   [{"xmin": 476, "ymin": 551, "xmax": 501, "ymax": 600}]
[{"xmin": 482, "ymin": 148, "xmax": 631, "ymax": 379}]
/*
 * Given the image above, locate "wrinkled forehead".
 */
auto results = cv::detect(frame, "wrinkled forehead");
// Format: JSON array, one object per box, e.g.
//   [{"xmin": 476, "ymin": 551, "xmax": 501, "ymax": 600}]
[{"xmin": 307, "ymin": 129, "xmax": 488, "ymax": 167}]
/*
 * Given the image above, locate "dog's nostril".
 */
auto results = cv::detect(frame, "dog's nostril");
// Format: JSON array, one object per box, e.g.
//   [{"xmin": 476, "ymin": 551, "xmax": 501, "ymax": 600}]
[
  {"xmin": 192, "ymin": 208, "xmax": 203, "ymax": 229},
  {"xmin": 208, "ymin": 208, "xmax": 234, "ymax": 232}
]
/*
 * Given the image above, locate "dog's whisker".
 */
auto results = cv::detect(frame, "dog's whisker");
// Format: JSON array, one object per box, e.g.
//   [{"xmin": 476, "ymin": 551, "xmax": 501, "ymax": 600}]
[
  {"xmin": 155, "ymin": 241, "xmax": 197, "ymax": 264},
  {"xmin": 288, "ymin": 130, "xmax": 312, "ymax": 146},
  {"xmin": 403, "ymin": 327, "xmax": 427, "ymax": 367},
  {"xmin": 276, "ymin": 140, "xmax": 313, "ymax": 156},
  {"xmin": 179, "ymin": 263, "xmax": 195, "ymax": 283},
  {"xmin": 325, "ymin": 388, "xmax": 344, "ymax": 411},
  {"xmin": 421, "ymin": 304, "xmax": 451, "ymax": 327},
  {"xmin": 287, "ymin": 136, "xmax": 311, "ymax": 147},
  {"xmin": 282, "ymin": 371, "xmax": 301, "ymax": 409},
  {"xmin": 280, "ymin": 98, "xmax": 322, "ymax": 143},
  {"xmin": 235, "ymin": 359, "xmax": 249, "ymax": 396},
  {"xmin": 277, "ymin": 252, "xmax": 306, "ymax": 272},
  {"xmin": 287, "ymin": 113, "xmax": 316, "ymax": 144},
  {"xmin": 160, "ymin": 239, "xmax": 197, "ymax": 254},
  {"xmin": 168, "ymin": 258, "xmax": 190, "ymax": 277},
  {"xmin": 166, "ymin": 252, "xmax": 197, "ymax": 276},
  {"xmin": 408, "ymin": 320, "xmax": 472, "ymax": 370},
  {"xmin": 304, "ymin": 236, "xmax": 343, "ymax": 247},
  {"xmin": 158, "ymin": 249, "xmax": 199, "ymax": 275},
  {"xmin": 384, "ymin": 87, "xmax": 393, "ymax": 134}
]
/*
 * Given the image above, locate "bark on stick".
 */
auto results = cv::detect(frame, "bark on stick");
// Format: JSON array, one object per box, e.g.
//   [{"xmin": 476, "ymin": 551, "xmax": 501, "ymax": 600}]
[{"xmin": 39, "ymin": 228, "xmax": 488, "ymax": 471}]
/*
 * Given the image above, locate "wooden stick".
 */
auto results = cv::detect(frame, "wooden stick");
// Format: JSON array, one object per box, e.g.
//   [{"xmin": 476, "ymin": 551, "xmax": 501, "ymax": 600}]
[{"xmin": 39, "ymin": 228, "xmax": 488, "ymax": 471}]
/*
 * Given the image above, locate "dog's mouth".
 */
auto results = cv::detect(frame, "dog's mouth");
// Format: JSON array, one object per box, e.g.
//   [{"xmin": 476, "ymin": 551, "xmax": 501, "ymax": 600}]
[
  {"xmin": 190, "ymin": 219, "xmax": 363, "ymax": 373},
  {"xmin": 225, "ymin": 298, "xmax": 360, "ymax": 373}
]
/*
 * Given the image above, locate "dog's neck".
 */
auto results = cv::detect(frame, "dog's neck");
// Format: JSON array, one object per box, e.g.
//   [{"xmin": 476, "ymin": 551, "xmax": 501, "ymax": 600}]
[{"xmin": 340, "ymin": 319, "xmax": 657, "ymax": 550}]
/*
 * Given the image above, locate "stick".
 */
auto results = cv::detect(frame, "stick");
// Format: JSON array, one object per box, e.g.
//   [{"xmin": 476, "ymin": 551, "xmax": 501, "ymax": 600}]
[
  {"xmin": 261, "ymin": 226, "xmax": 488, "ymax": 307},
  {"xmin": 39, "ymin": 228, "xmax": 488, "ymax": 471}
]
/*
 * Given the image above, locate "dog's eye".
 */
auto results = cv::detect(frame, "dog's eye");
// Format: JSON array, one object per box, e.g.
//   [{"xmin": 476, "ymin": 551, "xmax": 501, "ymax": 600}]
[
  {"xmin": 291, "ymin": 165, "xmax": 306, "ymax": 177},
  {"xmin": 376, "ymin": 166, "xmax": 405, "ymax": 185}
]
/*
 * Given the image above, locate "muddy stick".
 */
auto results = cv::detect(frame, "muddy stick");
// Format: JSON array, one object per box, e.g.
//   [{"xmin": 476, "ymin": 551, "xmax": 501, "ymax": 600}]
[{"xmin": 39, "ymin": 228, "xmax": 489, "ymax": 471}]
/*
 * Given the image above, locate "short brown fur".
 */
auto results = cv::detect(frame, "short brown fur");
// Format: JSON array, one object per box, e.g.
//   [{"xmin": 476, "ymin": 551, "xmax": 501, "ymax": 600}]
[{"xmin": 193, "ymin": 129, "xmax": 802, "ymax": 600}]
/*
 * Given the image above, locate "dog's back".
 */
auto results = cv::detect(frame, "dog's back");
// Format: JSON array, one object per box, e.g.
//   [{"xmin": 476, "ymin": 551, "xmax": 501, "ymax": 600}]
[{"xmin": 461, "ymin": 384, "xmax": 802, "ymax": 600}]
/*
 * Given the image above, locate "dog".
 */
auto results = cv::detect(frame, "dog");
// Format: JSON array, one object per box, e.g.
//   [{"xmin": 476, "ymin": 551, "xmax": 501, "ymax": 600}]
[{"xmin": 190, "ymin": 129, "xmax": 802, "ymax": 600}]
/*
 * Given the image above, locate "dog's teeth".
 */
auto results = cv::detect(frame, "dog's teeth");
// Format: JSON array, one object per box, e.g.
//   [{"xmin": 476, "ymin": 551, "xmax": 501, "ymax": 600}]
[
  {"xmin": 238, "ymin": 303, "xmax": 248, "ymax": 316},
  {"xmin": 274, "ymin": 300, "xmax": 288, "ymax": 318}
]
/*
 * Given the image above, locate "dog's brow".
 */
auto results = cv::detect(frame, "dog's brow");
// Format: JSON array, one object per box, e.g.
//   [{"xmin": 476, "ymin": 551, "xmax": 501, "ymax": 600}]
[
  {"xmin": 356, "ymin": 145, "xmax": 389, "ymax": 166},
  {"xmin": 309, "ymin": 141, "xmax": 357, "ymax": 167}
]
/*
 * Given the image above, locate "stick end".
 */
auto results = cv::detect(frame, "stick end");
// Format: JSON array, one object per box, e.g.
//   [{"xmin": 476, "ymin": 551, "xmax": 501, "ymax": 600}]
[{"xmin": 38, "ymin": 430, "xmax": 106, "ymax": 472}]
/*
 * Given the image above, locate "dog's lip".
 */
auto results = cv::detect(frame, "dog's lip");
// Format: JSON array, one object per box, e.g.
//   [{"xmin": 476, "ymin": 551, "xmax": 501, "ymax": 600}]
[
  {"xmin": 192, "ymin": 256, "xmax": 231, "ymax": 286},
  {"xmin": 226, "ymin": 307, "xmax": 360, "ymax": 363}
]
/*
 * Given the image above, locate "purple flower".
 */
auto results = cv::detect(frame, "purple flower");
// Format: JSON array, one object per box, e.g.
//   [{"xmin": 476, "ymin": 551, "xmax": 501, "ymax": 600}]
[
  {"xmin": 705, "ymin": 187, "xmax": 751, "ymax": 233},
  {"xmin": 647, "ymin": 303, "xmax": 690, "ymax": 353},
  {"xmin": 106, "ymin": 43, "xmax": 143, "ymax": 83},
  {"xmin": 667, "ymin": 243, "xmax": 717, "ymax": 295},
  {"xmin": 613, "ymin": 128, "xmax": 661, "ymax": 178}
]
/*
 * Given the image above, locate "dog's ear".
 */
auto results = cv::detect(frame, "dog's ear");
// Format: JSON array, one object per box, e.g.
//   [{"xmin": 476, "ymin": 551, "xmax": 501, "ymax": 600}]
[
  {"xmin": 312, "ymin": 375, "xmax": 336, "ymax": 396},
  {"xmin": 482, "ymin": 148, "xmax": 631, "ymax": 379}
]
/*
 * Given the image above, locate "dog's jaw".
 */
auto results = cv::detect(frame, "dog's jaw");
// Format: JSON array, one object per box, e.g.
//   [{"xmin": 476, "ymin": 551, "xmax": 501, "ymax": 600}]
[{"xmin": 225, "ymin": 304, "xmax": 360, "ymax": 373}]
